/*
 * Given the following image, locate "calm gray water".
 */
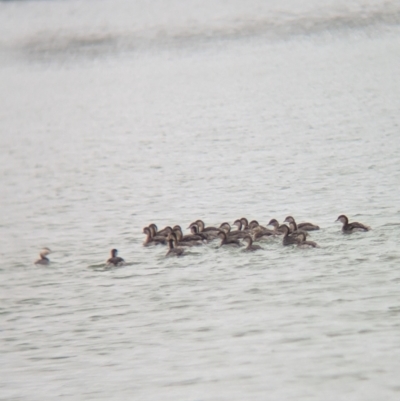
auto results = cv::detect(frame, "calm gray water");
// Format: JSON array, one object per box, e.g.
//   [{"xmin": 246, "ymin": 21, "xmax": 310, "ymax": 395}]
[{"xmin": 1, "ymin": 1, "xmax": 400, "ymax": 400}]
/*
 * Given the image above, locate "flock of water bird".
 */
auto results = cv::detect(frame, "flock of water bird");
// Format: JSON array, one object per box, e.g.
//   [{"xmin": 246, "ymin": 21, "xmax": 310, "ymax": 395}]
[{"xmin": 34, "ymin": 214, "xmax": 370, "ymax": 266}]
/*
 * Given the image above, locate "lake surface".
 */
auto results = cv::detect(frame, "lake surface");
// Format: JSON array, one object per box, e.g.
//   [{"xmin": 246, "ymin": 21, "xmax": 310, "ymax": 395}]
[{"xmin": 1, "ymin": 1, "xmax": 400, "ymax": 400}]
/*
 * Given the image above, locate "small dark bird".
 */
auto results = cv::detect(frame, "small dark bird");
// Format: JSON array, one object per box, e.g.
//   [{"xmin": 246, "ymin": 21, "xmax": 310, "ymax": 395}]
[
  {"xmin": 107, "ymin": 249, "xmax": 125, "ymax": 266},
  {"xmin": 218, "ymin": 231, "xmax": 241, "ymax": 247},
  {"xmin": 143, "ymin": 226, "xmax": 167, "ymax": 246},
  {"xmin": 267, "ymin": 219, "xmax": 285, "ymax": 234},
  {"xmin": 34, "ymin": 248, "xmax": 51, "ymax": 265},
  {"xmin": 284, "ymin": 216, "xmax": 320, "ymax": 231},
  {"xmin": 336, "ymin": 215, "xmax": 370, "ymax": 233},
  {"xmin": 296, "ymin": 232, "xmax": 319, "ymax": 248},
  {"xmin": 242, "ymin": 236, "xmax": 263, "ymax": 252},
  {"xmin": 166, "ymin": 233, "xmax": 185, "ymax": 257},
  {"xmin": 278, "ymin": 225, "xmax": 299, "ymax": 246}
]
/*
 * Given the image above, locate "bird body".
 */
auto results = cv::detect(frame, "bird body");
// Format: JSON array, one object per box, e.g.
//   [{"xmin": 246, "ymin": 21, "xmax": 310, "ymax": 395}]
[
  {"xmin": 336, "ymin": 215, "xmax": 370, "ymax": 233},
  {"xmin": 107, "ymin": 249, "xmax": 125, "ymax": 266},
  {"xmin": 34, "ymin": 248, "xmax": 52, "ymax": 265},
  {"xmin": 242, "ymin": 236, "xmax": 263, "ymax": 251}
]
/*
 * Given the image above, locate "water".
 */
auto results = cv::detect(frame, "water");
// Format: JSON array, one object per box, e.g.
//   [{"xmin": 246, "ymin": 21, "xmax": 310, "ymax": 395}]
[{"xmin": 1, "ymin": 1, "xmax": 400, "ymax": 400}]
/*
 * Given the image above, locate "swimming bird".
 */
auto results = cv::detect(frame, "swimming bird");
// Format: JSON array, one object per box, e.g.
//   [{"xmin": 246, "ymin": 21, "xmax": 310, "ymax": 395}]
[
  {"xmin": 282, "ymin": 217, "xmax": 309, "ymax": 239},
  {"xmin": 218, "ymin": 231, "xmax": 241, "ymax": 247},
  {"xmin": 148, "ymin": 223, "xmax": 158, "ymax": 235},
  {"xmin": 156, "ymin": 225, "xmax": 174, "ymax": 237},
  {"xmin": 336, "ymin": 215, "xmax": 370, "ymax": 233},
  {"xmin": 148, "ymin": 223, "xmax": 171, "ymax": 239},
  {"xmin": 166, "ymin": 233, "xmax": 184, "ymax": 256},
  {"xmin": 278, "ymin": 225, "xmax": 299, "ymax": 246},
  {"xmin": 219, "ymin": 222, "xmax": 231, "ymax": 233},
  {"xmin": 220, "ymin": 222, "xmax": 248, "ymax": 239},
  {"xmin": 190, "ymin": 224, "xmax": 220, "ymax": 240},
  {"xmin": 173, "ymin": 227, "xmax": 204, "ymax": 246},
  {"xmin": 254, "ymin": 220, "xmax": 272, "ymax": 232},
  {"xmin": 34, "ymin": 248, "xmax": 52, "ymax": 265},
  {"xmin": 267, "ymin": 219, "xmax": 285, "ymax": 234},
  {"xmin": 227, "ymin": 221, "xmax": 249, "ymax": 239},
  {"xmin": 249, "ymin": 220, "xmax": 276, "ymax": 239},
  {"xmin": 143, "ymin": 226, "xmax": 166, "ymax": 246},
  {"xmin": 232, "ymin": 219, "xmax": 245, "ymax": 232},
  {"xmin": 284, "ymin": 216, "xmax": 320, "ymax": 231},
  {"xmin": 188, "ymin": 220, "xmax": 221, "ymax": 240},
  {"xmin": 242, "ymin": 235, "xmax": 263, "ymax": 251},
  {"xmin": 190, "ymin": 220, "xmax": 220, "ymax": 234},
  {"xmin": 173, "ymin": 225, "xmax": 207, "ymax": 242},
  {"xmin": 296, "ymin": 232, "xmax": 319, "ymax": 248},
  {"xmin": 247, "ymin": 220, "xmax": 259, "ymax": 230},
  {"xmin": 232, "ymin": 218, "xmax": 250, "ymax": 232},
  {"xmin": 107, "ymin": 249, "xmax": 125, "ymax": 266}
]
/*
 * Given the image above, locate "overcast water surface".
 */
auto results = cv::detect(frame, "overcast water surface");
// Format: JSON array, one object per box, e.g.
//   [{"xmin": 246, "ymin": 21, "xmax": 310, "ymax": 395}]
[{"xmin": 1, "ymin": 1, "xmax": 400, "ymax": 400}]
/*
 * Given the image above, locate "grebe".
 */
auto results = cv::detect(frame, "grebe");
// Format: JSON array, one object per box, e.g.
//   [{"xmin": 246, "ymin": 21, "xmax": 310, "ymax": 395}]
[
  {"xmin": 232, "ymin": 218, "xmax": 250, "ymax": 232},
  {"xmin": 173, "ymin": 227, "xmax": 204, "ymax": 246},
  {"xmin": 233, "ymin": 217, "xmax": 249, "ymax": 231},
  {"xmin": 217, "ymin": 231, "xmax": 241, "ymax": 247},
  {"xmin": 336, "ymin": 215, "xmax": 370, "ymax": 233},
  {"xmin": 173, "ymin": 225, "xmax": 207, "ymax": 242},
  {"xmin": 156, "ymin": 225, "xmax": 174, "ymax": 237},
  {"xmin": 219, "ymin": 222, "xmax": 248, "ymax": 239},
  {"xmin": 248, "ymin": 220, "xmax": 260, "ymax": 230},
  {"xmin": 267, "ymin": 219, "xmax": 285, "ymax": 234},
  {"xmin": 189, "ymin": 220, "xmax": 220, "ymax": 233},
  {"xmin": 143, "ymin": 226, "xmax": 166, "ymax": 246},
  {"xmin": 249, "ymin": 220, "xmax": 275, "ymax": 239},
  {"xmin": 219, "ymin": 222, "xmax": 231, "ymax": 233},
  {"xmin": 284, "ymin": 216, "xmax": 319, "ymax": 231},
  {"xmin": 34, "ymin": 248, "xmax": 51, "ymax": 265},
  {"xmin": 188, "ymin": 221, "xmax": 220, "ymax": 240},
  {"xmin": 278, "ymin": 225, "xmax": 299, "ymax": 246},
  {"xmin": 107, "ymin": 249, "xmax": 125, "ymax": 266},
  {"xmin": 296, "ymin": 232, "xmax": 319, "ymax": 248},
  {"xmin": 242, "ymin": 236, "xmax": 263, "ymax": 251},
  {"xmin": 190, "ymin": 224, "xmax": 220, "ymax": 240},
  {"xmin": 166, "ymin": 233, "xmax": 184, "ymax": 256}
]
